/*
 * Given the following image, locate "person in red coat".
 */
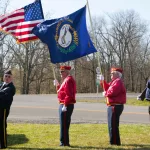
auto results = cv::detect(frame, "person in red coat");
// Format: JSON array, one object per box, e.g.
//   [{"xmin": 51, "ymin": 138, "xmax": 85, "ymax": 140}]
[
  {"xmin": 99, "ymin": 67, "xmax": 126, "ymax": 145},
  {"xmin": 54, "ymin": 65, "xmax": 76, "ymax": 147}
]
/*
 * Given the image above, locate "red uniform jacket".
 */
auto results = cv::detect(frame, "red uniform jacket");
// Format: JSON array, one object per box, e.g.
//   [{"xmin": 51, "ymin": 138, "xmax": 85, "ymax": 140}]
[
  {"xmin": 102, "ymin": 78, "xmax": 126, "ymax": 106},
  {"xmin": 57, "ymin": 75, "xmax": 76, "ymax": 106}
]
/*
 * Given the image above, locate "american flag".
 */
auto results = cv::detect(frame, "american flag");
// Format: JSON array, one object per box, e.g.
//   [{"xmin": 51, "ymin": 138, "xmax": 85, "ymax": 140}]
[{"xmin": 0, "ymin": 0, "xmax": 44, "ymax": 43}]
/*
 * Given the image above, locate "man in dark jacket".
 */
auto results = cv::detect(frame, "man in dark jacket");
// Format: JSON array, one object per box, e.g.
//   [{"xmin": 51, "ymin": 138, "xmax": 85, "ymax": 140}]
[
  {"xmin": 137, "ymin": 80, "xmax": 150, "ymax": 116},
  {"xmin": 0, "ymin": 70, "xmax": 16, "ymax": 149},
  {"xmin": 137, "ymin": 80, "xmax": 150, "ymax": 101}
]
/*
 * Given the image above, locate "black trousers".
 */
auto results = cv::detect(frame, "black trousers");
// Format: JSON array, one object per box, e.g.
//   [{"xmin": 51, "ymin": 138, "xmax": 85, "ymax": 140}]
[
  {"xmin": 59, "ymin": 104, "xmax": 74, "ymax": 145},
  {"xmin": 0, "ymin": 109, "xmax": 9, "ymax": 149},
  {"xmin": 107, "ymin": 105, "xmax": 124, "ymax": 145}
]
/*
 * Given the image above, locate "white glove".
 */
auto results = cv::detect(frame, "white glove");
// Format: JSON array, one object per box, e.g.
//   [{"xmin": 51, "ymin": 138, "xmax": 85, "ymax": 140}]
[
  {"xmin": 137, "ymin": 95, "xmax": 141, "ymax": 100},
  {"xmin": 99, "ymin": 74, "xmax": 104, "ymax": 81},
  {"xmin": 53, "ymin": 79, "xmax": 59, "ymax": 86},
  {"xmin": 62, "ymin": 105, "xmax": 67, "ymax": 112},
  {"xmin": 102, "ymin": 91, "xmax": 106, "ymax": 97}
]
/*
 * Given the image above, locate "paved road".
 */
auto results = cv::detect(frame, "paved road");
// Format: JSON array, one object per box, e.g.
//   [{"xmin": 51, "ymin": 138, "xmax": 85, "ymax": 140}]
[{"xmin": 8, "ymin": 94, "xmax": 150, "ymax": 124}]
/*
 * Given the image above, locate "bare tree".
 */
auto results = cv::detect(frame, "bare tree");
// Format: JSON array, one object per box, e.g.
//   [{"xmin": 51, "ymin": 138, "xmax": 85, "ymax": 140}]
[
  {"xmin": 0, "ymin": 0, "xmax": 11, "ymax": 82},
  {"xmin": 94, "ymin": 10, "xmax": 149, "ymax": 92},
  {"xmin": 9, "ymin": 40, "xmax": 52, "ymax": 94}
]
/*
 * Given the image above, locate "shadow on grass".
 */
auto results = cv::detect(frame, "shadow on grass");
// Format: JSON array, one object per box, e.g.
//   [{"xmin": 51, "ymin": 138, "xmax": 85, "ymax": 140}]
[
  {"xmin": 125, "ymin": 144, "xmax": 150, "ymax": 150},
  {"xmin": 7, "ymin": 143, "xmax": 150, "ymax": 150},
  {"xmin": 8, "ymin": 134, "xmax": 29, "ymax": 146},
  {"xmin": 70, "ymin": 144, "xmax": 150, "ymax": 150},
  {"xmin": 7, "ymin": 144, "xmax": 150, "ymax": 150}
]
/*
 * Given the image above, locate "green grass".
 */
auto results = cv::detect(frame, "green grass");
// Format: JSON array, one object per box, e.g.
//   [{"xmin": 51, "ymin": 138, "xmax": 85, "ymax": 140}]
[
  {"xmin": 77, "ymin": 98, "xmax": 150, "ymax": 106},
  {"xmin": 7, "ymin": 123, "xmax": 150, "ymax": 149},
  {"xmin": 6, "ymin": 97, "xmax": 150, "ymax": 149},
  {"xmin": 126, "ymin": 98, "xmax": 150, "ymax": 106}
]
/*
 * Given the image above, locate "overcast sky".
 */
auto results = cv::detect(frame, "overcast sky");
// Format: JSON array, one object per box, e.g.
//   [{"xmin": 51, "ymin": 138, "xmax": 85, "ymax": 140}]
[{"xmin": 8, "ymin": 0, "xmax": 150, "ymax": 22}]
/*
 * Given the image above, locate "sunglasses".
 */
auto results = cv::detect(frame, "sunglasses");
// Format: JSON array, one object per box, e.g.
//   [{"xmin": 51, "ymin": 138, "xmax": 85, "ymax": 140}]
[
  {"xmin": 4, "ymin": 75, "xmax": 11, "ymax": 78},
  {"xmin": 60, "ymin": 71, "xmax": 65, "ymax": 73}
]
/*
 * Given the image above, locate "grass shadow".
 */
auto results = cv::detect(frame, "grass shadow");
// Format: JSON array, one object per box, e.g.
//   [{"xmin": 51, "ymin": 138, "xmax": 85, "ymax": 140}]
[
  {"xmin": 125, "ymin": 144, "xmax": 150, "ymax": 150},
  {"xmin": 7, "ymin": 148, "xmax": 58, "ymax": 150},
  {"xmin": 8, "ymin": 134, "xmax": 29, "ymax": 146},
  {"xmin": 66, "ymin": 144, "xmax": 150, "ymax": 150},
  {"xmin": 7, "ymin": 143, "xmax": 150, "ymax": 150}
]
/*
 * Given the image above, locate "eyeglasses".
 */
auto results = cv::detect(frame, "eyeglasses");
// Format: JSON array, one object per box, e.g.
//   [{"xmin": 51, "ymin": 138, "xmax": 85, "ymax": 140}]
[{"xmin": 4, "ymin": 75, "xmax": 11, "ymax": 78}]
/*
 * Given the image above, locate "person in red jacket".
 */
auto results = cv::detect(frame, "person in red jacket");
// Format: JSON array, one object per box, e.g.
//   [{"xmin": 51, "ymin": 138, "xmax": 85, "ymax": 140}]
[
  {"xmin": 54, "ymin": 65, "xmax": 76, "ymax": 147},
  {"xmin": 99, "ymin": 67, "xmax": 126, "ymax": 145}
]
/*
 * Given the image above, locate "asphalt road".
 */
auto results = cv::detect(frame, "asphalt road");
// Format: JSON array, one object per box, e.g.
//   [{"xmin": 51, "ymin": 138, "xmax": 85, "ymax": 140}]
[{"xmin": 8, "ymin": 94, "xmax": 150, "ymax": 124}]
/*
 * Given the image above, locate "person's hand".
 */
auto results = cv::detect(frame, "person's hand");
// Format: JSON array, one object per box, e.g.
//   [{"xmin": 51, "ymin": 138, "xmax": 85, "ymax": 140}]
[
  {"xmin": 62, "ymin": 105, "xmax": 67, "ymax": 112},
  {"xmin": 102, "ymin": 91, "xmax": 106, "ymax": 97},
  {"xmin": 53, "ymin": 79, "xmax": 59, "ymax": 86},
  {"xmin": 137, "ymin": 95, "xmax": 142, "ymax": 100},
  {"xmin": 99, "ymin": 74, "xmax": 104, "ymax": 81}
]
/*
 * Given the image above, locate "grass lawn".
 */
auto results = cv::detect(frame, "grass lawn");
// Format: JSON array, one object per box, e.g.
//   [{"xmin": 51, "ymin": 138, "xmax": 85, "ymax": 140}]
[
  {"xmin": 6, "ymin": 97, "xmax": 150, "ymax": 149},
  {"xmin": 7, "ymin": 123, "xmax": 150, "ymax": 150},
  {"xmin": 77, "ymin": 98, "xmax": 150, "ymax": 106}
]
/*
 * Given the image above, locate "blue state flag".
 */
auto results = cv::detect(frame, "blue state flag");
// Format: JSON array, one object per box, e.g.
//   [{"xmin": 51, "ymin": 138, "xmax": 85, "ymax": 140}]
[{"xmin": 32, "ymin": 5, "xmax": 97, "ymax": 63}]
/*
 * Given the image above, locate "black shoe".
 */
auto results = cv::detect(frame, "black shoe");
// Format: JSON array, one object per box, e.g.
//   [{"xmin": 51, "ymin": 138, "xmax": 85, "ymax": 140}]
[
  {"xmin": 59, "ymin": 143, "xmax": 64, "ymax": 146},
  {"xmin": 66, "ymin": 144, "xmax": 70, "ymax": 147},
  {"xmin": 0, "ymin": 147, "xmax": 7, "ymax": 149},
  {"xmin": 110, "ymin": 143, "xmax": 121, "ymax": 146}
]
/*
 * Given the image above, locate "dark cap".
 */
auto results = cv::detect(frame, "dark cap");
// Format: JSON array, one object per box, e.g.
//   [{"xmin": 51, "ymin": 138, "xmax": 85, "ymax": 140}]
[{"xmin": 4, "ymin": 70, "xmax": 12, "ymax": 75}]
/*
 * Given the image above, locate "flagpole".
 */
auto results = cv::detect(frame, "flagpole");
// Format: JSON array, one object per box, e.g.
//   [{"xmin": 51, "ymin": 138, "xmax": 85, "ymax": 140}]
[
  {"xmin": 51, "ymin": 63, "xmax": 56, "ymax": 79},
  {"xmin": 86, "ymin": 0, "xmax": 102, "ymax": 73},
  {"xmin": 51, "ymin": 63, "xmax": 59, "ymax": 92},
  {"xmin": 86, "ymin": 0, "xmax": 104, "ymax": 93}
]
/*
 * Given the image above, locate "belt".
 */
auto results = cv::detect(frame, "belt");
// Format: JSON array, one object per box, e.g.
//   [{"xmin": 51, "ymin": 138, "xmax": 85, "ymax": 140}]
[
  {"xmin": 109, "ymin": 104, "xmax": 123, "ymax": 106},
  {"xmin": 59, "ymin": 103, "xmax": 74, "ymax": 105}
]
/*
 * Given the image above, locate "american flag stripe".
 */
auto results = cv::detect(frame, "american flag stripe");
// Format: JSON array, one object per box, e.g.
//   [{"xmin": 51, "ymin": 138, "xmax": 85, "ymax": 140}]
[
  {"xmin": 4, "ymin": 24, "xmax": 38, "ymax": 32},
  {"xmin": 8, "ymin": 28, "xmax": 35, "ymax": 34},
  {"xmin": 0, "ymin": 0, "xmax": 44, "ymax": 43},
  {"xmin": 3, "ymin": 20, "xmax": 42, "ymax": 30},
  {"xmin": 2, "ymin": 18, "xmax": 24, "ymax": 28},
  {"xmin": 0, "ymin": 9, "xmax": 24, "ymax": 24},
  {"xmin": 4, "ymin": 20, "xmax": 43, "ymax": 31},
  {"xmin": 0, "ymin": 14, "xmax": 24, "ymax": 25},
  {"xmin": 16, "ymin": 34, "xmax": 37, "ymax": 39},
  {"xmin": 12, "ymin": 31, "xmax": 31, "ymax": 36},
  {"xmin": 18, "ymin": 36, "xmax": 39, "ymax": 43}
]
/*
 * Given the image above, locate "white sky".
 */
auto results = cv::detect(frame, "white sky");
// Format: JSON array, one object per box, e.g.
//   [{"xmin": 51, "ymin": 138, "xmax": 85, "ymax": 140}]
[{"xmin": 8, "ymin": 0, "xmax": 150, "ymax": 22}]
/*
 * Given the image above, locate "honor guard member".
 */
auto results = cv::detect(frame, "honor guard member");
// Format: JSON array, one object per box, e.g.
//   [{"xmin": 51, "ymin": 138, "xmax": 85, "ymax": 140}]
[
  {"xmin": 0, "ymin": 70, "xmax": 16, "ymax": 149},
  {"xmin": 54, "ymin": 66, "xmax": 76, "ymax": 147},
  {"xmin": 99, "ymin": 67, "xmax": 126, "ymax": 145}
]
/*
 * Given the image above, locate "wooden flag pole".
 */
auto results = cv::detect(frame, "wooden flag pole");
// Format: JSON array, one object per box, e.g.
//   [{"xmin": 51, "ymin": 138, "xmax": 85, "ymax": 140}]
[
  {"xmin": 51, "ymin": 63, "xmax": 58, "ymax": 91},
  {"xmin": 51, "ymin": 63, "xmax": 56, "ymax": 79}
]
